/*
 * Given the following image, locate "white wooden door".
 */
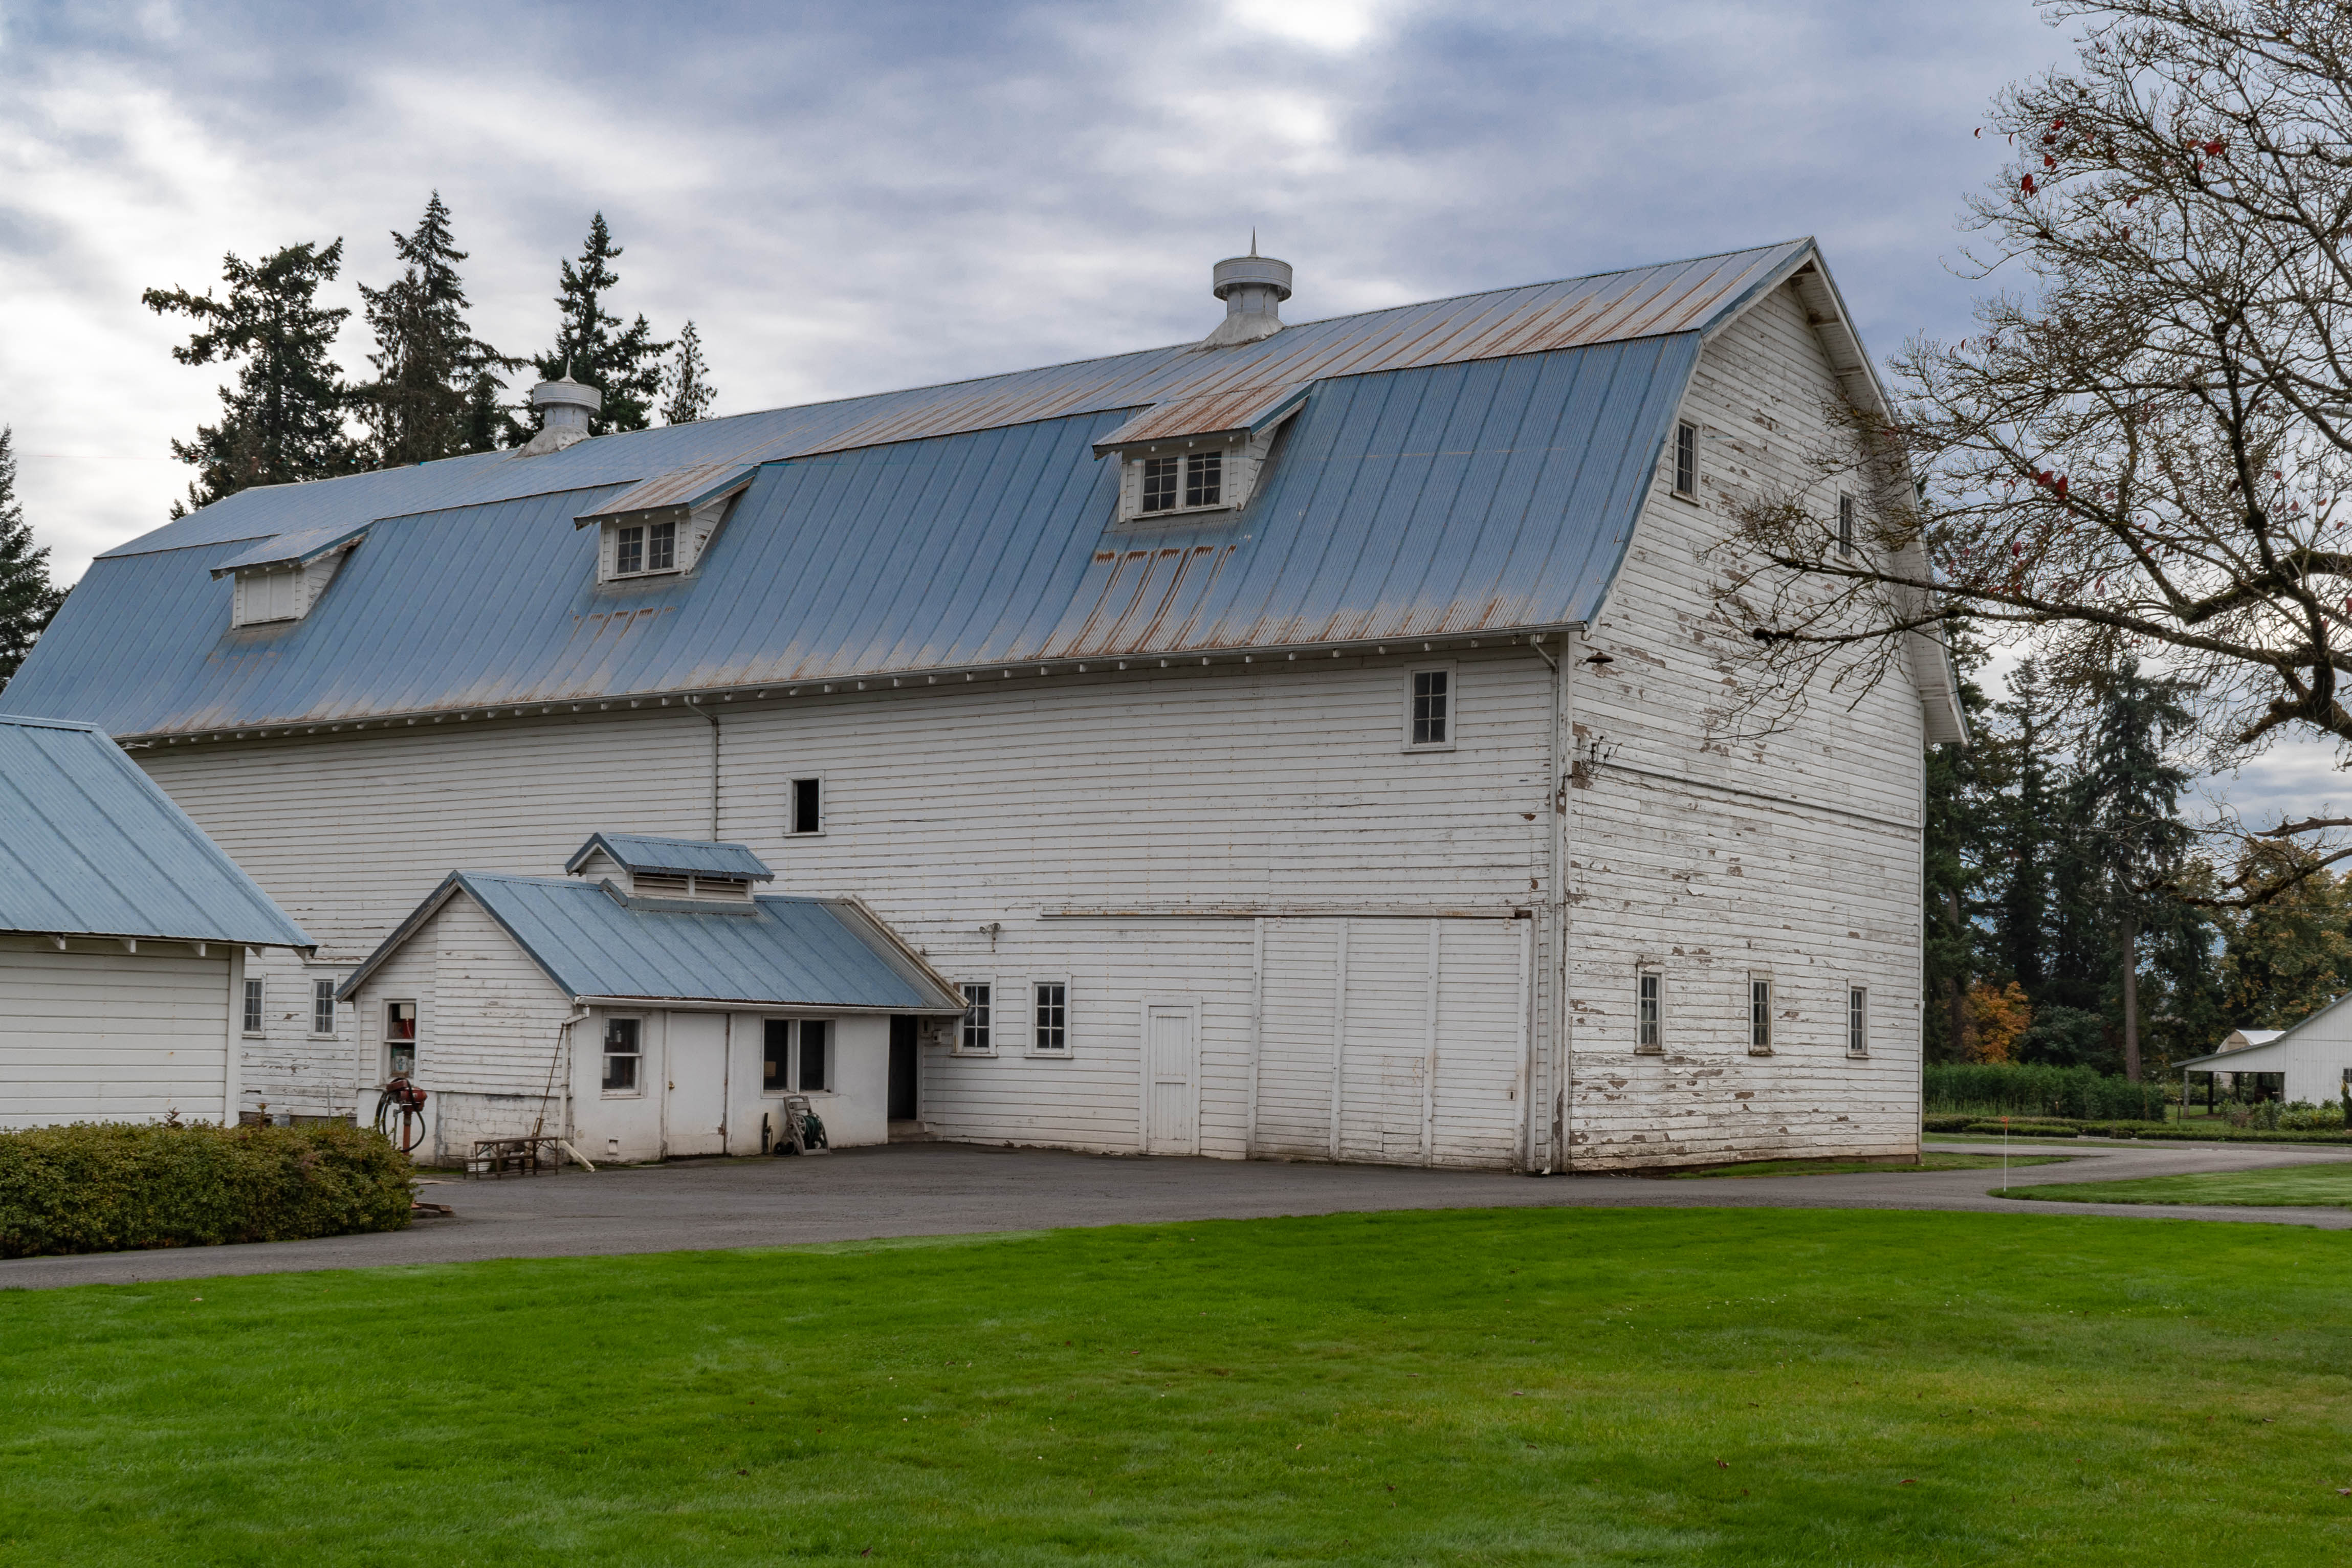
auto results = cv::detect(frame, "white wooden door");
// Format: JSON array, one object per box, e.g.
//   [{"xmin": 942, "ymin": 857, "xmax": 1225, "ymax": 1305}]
[
  {"xmin": 664, "ymin": 1012, "xmax": 729, "ymax": 1157},
  {"xmin": 1142, "ymin": 1004, "xmax": 1198, "ymax": 1155},
  {"xmin": 1336, "ymin": 920, "xmax": 1433, "ymax": 1163}
]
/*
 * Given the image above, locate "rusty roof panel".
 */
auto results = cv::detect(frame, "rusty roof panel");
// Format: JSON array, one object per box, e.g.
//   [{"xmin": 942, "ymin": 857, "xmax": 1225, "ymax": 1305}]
[{"xmin": 575, "ymin": 461, "xmax": 758, "ymax": 525}]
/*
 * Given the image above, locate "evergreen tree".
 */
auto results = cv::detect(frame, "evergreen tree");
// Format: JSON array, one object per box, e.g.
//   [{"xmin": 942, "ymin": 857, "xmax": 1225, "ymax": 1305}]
[
  {"xmin": 1922, "ymin": 632, "xmax": 1992, "ymax": 1062},
  {"xmin": 1984, "ymin": 662, "xmax": 2060, "ymax": 995},
  {"xmin": 2075, "ymin": 661, "xmax": 2196, "ymax": 1081},
  {"xmin": 660, "ymin": 320, "xmax": 716, "ymax": 426},
  {"xmin": 512, "ymin": 213, "xmax": 670, "ymax": 439},
  {"xmin": 0, "ymin": 427, "xmax": 67, "ymax": 688},
  {"xmin": 144, "ymin": 240, "xmax": 356, "ymax": 513},
  {"xmin": 353, "ymin": 193, "xmax": 522, "ymax": 467}
]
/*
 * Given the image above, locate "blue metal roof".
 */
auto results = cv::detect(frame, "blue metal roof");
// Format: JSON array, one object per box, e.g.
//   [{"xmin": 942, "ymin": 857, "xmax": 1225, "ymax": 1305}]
[
  {"xmin": 0, "ymin": 713, "xmax": 313, "ymax": 947},
  {"xmin": 340, "ymin": 872, "xmax": 958, "ymax": 1010},
  {"xmin": 565, "ymin": 833, "xmax": 774, "ymax": 881},
  {"xmin": 7, "ymin": 332, "xmax": 1700, "ymax": 736}
]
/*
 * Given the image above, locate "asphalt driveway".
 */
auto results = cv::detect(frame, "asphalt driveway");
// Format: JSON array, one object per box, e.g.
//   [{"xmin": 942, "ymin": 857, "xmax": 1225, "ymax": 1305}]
[{"xmin": 5, "ymin": 1136, "xmax": 2347, "ymax": 1291}]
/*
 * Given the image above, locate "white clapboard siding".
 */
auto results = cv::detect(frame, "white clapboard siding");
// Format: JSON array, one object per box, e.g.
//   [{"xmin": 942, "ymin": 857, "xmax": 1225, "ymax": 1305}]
[
  {"xmin": 1432, "ymin": 918, "xmax": 1530, "ymax": 1167},
  {"xmin": 1337, "ymin": 919, "xmax": 1432, "ymax": 1164},
  {"xmin": 0, "ymin": 937, "xmax": 231, "ymax": 1128},
  {"xmin": 1253, "ymin": 918, "xmax": 1343, "ymax": 1158}
]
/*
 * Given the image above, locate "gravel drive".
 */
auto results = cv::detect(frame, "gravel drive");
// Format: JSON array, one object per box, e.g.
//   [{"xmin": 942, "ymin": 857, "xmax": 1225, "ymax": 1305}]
[{"xmin": 6, "ymin": 1136, "xmax": 2347, "ymax": 1291}]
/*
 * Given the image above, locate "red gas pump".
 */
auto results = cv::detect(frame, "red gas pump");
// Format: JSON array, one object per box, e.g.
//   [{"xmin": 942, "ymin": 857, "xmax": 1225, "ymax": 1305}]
[{"xmin": 373, "ymin": 1075, "xmax": 429, "ymax": 1154}]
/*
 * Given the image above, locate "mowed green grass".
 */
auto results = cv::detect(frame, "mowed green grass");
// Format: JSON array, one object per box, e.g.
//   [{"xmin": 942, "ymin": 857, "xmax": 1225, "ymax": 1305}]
[
  {"xmin": 1674, "ymin": 1153, "xmax": 2072, "ymax": 1179},
  {"xmin": 2004, "ymin": 1161, "xmax": 2352, "ymax": 1208},
  {"xmin": 3, "ymin": 1209, "xmax": 2349, "ymax": 1566}
]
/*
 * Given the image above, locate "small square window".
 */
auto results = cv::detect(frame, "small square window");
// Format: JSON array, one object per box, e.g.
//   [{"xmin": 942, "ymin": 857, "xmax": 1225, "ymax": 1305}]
[
  {"xmin": 1674, "ymin": 420, "xmax": 1698, "ymax": 498},
  {"xmin": 763, "ymin": 1019, "xmax": 793, "ymax": 1092},
  {"xmin": 1141, "ymin": 455, "xmax": 1179, "ymax": 513},
  {"xmin": 648, "ymin": 519, "xmax": 676, "ymax": 571},
  {"xmin": 602, "ymin": 1017, "xmax": 642, "ymax": 1093},
  {"xmin": 1184, "ymin": 451, "xmax": 1222, "ymax": 508},
  {"xmin": 1637, "ymin": 971, "xmax": 1662, "ymax": 1052},
  {"xmin": 1033, "ymin": 982, "xmax": 1068, "ymax": 1053},
  {"xmin": 799, "ymin": 1020, "xmax": 830, "ymax": 1092},
  {"xmin": 312, "ymin": 979, "xmax": 337, "ymax": 1036},
  {"xmin": 616, "ymin": 524, "xmax": 644, "ymax": 576},
  {"xmin": 385, "ymin": 1001, "xmax": 417, "ymax": 1079},
  {"xmin": 241, "ymin": 977, "xmax": 264, "ymax": 1035},
  {"xmin": 961, "ymin": 983, "xmax": 993, "ymax": 1053},
  {"xmin": 1847, "ymin": 986, "xmax": 1868, "ymax": 1057},
  {"xmin": 1748, "ymin": 976, "xmax": 1773, "ymax": 1054},
  {"xmin": 789, "ymin": 777, "xmax": 823, "ymax": 835},
  {"xmin": 1837, "ymin": 494, "xmax": 1856, "ymax": 556}
]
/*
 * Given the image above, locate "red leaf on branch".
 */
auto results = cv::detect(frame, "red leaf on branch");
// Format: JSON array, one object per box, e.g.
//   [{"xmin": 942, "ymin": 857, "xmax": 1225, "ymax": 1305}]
[
  {"xmin": 2044, "ymin": 154, "xmax": 2057, "ymax": 170},
  {"xmin": 2204, "ymin": 139, "xmax": 2226, "ymax": 157}
]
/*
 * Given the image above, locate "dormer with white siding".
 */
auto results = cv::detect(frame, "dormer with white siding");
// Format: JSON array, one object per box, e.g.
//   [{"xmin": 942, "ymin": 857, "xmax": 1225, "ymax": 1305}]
[{"xmin": 564, "ymin": 832, "xmax": 772, "ymax": 906}]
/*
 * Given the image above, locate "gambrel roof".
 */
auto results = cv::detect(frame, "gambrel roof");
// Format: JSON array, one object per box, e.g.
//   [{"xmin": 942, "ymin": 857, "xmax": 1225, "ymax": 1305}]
[
  {"xmin": 7, "ymin": 237, "xmax": 1962, "ymax": 741},
  {"xmin": 0, "ymin": 713, "xmax": 312, "ymax": 949}
]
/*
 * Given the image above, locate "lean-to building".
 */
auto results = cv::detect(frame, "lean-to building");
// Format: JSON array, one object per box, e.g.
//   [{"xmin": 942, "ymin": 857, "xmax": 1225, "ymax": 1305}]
[{"xmin": 4, "ymin": 238, "xmax": 1965, "ymax": 1168}]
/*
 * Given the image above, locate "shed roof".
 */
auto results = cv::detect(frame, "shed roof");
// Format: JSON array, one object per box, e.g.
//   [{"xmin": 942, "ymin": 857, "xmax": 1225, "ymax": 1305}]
[
  {"xmin": 0, "ymin": 713, "xmax": 313, "ymax": 948},
  {"xmin": 566, "ymin": 833, "xmax": 774, "ymax": 881},
  {"xmin": 340, "ymin": 872, "xmax": 960, "ymax": 1012}
]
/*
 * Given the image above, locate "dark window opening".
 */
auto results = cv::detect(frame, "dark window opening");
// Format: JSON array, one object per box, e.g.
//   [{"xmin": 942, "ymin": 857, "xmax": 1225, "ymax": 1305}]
[
  {"xmin": 962, "ymin": 983, "xmax": 992, "ymax": 1051},
  {"xmin": 1847, "ymin": 987, "xmax": 1867, "ymax": 1055},
  {"xmin": 617, "ymin": 525, "xmax": 645, "ymax": 575},
  {"xmin": 1034, "ymin": 982, "xmax": 1068, "ymax": 1052},
  {"xmin": 1184, "ymin": 451, "xmax": 1222, "ymax": 507},
  {"xmin": 1638, "ymin": 973, "xmax": 1660, "ymax": 1050},
  {"xmin": 763, "ymin": 1019, "xmax": 792, "ymax": 1093},
  {"xmin": 1674, "ymin": 421, "xmax": 1697, "ymax": 497},
  {"xmin": 799, "ymin": 1020, "xmax": 830, "ymax": 1092},
  {"xmin": 603, "ymin": 1017, "xmax": 642, "ymax": 1092},
  {"xmin": 1749, "ymin": 980, "xmax": 1772, "ymax": 1052},
  {"xmin": 1411, "ymin": 669, "xmax": 1449, "ymax": 746},
  {"xmin": 790, "ymin": 777, "xmax": 823, "ymax": 835},
  {"xmin": 1837, "ymin": 494, "xmax": 1856, "ymax": 556},
  {"xmin": 1141, "ymin": 455, "xmax": 1179, "ymax": 512}
]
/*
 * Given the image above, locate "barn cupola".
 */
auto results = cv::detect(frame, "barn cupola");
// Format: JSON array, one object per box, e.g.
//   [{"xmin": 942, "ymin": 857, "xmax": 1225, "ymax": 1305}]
[
  {"xmin": 565, "ymin": 832, "xmax": 774, "ymax": 908},
  {"xmin": 1201, "ymin": 241, "xmax": 1292, "ymax": 347},
  {"xmin": 520, "ymin": 368, "xmax": 602, "ymax": 456}
]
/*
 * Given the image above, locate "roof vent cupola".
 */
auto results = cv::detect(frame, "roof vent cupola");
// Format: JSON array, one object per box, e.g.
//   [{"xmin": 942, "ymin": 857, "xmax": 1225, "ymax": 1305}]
[
  {"xmin": 520, "ymin": 369, "xmax": 602, "ymax": 456},
  {"xmin": 1202, "ymin": 242, "xmax": 1292, "ymax": 348}
]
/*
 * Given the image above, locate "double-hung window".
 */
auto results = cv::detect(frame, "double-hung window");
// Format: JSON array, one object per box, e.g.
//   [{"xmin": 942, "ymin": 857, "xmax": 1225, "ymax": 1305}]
[
  {"xmin": 1032, "ymin": 981, "xmax": 1068, "ymax": 1053},
  {"xmin": 603, "ymin": 1017, "xmax": 642, "ymax": 1093},
  {"xmin": 1405, "ymin": 665, "xmax": 1455, "ymax": 751},
  {"xmin": 960, "ymin": 983, "xmax": 994, "ymax": 1053},
  {"xmin": 241, "ymin": 977, "xmax": 264, "ymax": 1036},
  {"xmin": 1748, "ymin": 976, "xmax": 1773, "ymax": 1054},
  {"xmin": 1673, "ymin": 420, "xmax": 1698, "ymax": 498},
  {"xmin": 312, "ymin": 979, "xmax": 337, "ymax": 1036},
  {"xmin": 1637, "ymin": 970, "xmax": 1662, "ymax": 1052}
]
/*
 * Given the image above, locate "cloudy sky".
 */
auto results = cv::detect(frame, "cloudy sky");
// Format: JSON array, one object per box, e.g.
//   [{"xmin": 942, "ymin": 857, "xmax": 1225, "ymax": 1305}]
[{"xmin": 0, "ymin": 0, "xmax": 2338, "ymax": 819}]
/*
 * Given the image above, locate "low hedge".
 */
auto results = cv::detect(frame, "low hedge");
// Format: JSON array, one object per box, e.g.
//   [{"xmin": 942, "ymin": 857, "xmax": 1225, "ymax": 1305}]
[
  {"xmin": 0, "ymin": 1121, "xmax": 412, "ymax": 1259},
  {"xmin": 1925, "ymin": 1064, "xmax": 2172, "ymax": 1120}
]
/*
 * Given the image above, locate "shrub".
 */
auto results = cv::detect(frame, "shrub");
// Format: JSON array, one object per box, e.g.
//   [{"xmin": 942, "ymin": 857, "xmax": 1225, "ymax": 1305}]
[
  {"xmin": 1963, "ymin": 1121, "xmax": 2078, "ymax": 1137},
  {"xmin": 1924, "ymin": 1063, "xmax": 2172, "ymax": 1121},
  {"xmin": 0, "ymin": 1121, "xmax": 412, "ymax": 1259}
]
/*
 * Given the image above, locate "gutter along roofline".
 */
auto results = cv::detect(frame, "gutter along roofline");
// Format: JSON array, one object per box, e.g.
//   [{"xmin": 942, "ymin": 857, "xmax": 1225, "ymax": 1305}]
[{"xmin": 124, "ymin": 624, "xmax": 1586, "ymax": 748}]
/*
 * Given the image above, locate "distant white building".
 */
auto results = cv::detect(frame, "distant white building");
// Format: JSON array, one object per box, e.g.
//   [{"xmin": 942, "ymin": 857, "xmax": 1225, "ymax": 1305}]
[
  {"xmin": 2183, "ymin": 1023, "xmax": 2348, "ymax": 1106},
  {"xmin": 337, "ymin": 833, "xmax": 963, "ymax": 1162},
  {"xmin": 0, "ymin": 713, "xmax": 312, "ymax": 1128},
  {"xmin": 7, "ymin": 238, "xmax": 1965, "ymax": 1171}
]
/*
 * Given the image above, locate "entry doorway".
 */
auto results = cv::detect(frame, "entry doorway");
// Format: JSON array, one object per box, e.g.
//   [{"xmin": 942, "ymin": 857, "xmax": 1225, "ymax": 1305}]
[
  {"xmin": 665, "ymin": 1013, "xmax": 729, "ymax": 1157},
  {"xmin": 1142, "ymin": 1003, "xmax": 1198, "ymax": 1155},
  {"xmin": 888, "ymin": 1014, "xmax": 919, "ymax": 1122}
]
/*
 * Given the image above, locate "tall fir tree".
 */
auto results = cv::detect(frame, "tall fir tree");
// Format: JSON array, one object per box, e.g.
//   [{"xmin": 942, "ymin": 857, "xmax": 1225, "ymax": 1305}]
[
  {"xmin": 143, "ymin": 240, "xmax": 357, "ymax": 514},
  {"xmin": 2075, "ymin": 661, "xmax": 2196, "ymax": 1081},
  {"xmin": 512, "ymin": 213, "xmax": 670, "ymax": 439},
  {"xmin": 1921, "ymin": 631, "xmax": 1992, "ymax": 1062},
  {"xmin": 353, "ymin": 193, "xmax": 522, "ymax": 467},
  {"xmin": 0, "ymin": 427, "xmax": 68, "ymax": 689},
  {"xmin": 660, "ymin": 320, "xmax": 716, "ymax": 426},
  {"xmin": 1986, "ymin": 662, "xmax": 2059, "ymax": 995}
]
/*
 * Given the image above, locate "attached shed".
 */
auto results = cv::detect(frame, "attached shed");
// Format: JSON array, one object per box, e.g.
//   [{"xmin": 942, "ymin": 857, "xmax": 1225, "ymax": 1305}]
[
  {"xmin": 2180, "ymin": 1018, "xmax": 2350, "ymax": 1107},
  {"xmin": 0, "ymin": 713, "xmax": 313, "ymax": 1128},
  {"xmin": 337, "ymin": 834, "xmax": 965, "ymax": 1162}
]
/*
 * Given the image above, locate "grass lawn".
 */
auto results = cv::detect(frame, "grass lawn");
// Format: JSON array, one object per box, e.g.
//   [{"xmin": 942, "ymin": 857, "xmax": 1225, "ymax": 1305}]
[
  {"xmin": 4, "ymin": 1209, "xmax": 2349, "ymax": 1565},
  {"xmin": 2002, "ymin": 1161, "xmax": 2352, "ymax": 1209},
  {"xmin": 1675, "ymin": 1154, "xmax": 2073, "ymax": 1179}
]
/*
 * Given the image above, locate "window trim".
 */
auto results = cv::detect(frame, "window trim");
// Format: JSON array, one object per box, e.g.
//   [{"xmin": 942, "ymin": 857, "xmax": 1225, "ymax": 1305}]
[
  {"xmin": 1846, "ymin": 984, "xmax": 1869, "ymax": 1058},
  {"xmin": 1402, "ymin": 661, "xmax": 1458, "ymax": 753},
  {"xmin": 1028, "ymin": 976, "xmax": 1072, "ymax": 1057},
  {"xmin": 384, "ymin": 999, "xmax": 419, "ymax": 1079},
  {"xmin": 241, "ymin": 976, "xmax": 265, "ymax": 1037},
  {"xmin": 600, "ymin": 1013, "xmax": 647, "ymax": 1098},
  {"xmin": 603, "ymin": 516, "xmax": 688, "ymax": 582},
  {"xmin": 1118, "ymin": 439, "xmax": 1246, "ymax": 522},
  {"xmin": 1747, "ymin": 972, "xmax": 1774, "ymax": 1056},
  {"xmin": 956, "ymin": 980, "xmax": 997, "ymax": 1056},
  {"xmin": 1636, "ymin": 966, "xmax": 1663, "ymax": 1054},
  {"xmin": 1672, "ymin": 419, "xmax": 1699, "ymax": 500},
  {"xmin": 787, "ymin": 775, "xmax": 826, "ymax": 837},
  {"xmin": 309, "ymin": 977, "xmax": 338, "ymax": 1039}
]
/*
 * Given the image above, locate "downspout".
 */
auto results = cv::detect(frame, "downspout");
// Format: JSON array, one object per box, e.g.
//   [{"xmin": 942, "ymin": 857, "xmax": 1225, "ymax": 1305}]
[
  {"xmin": 1531, "ymin": 635, "xmax": 1566, "ymax": 1174},
  {"xmin": 689, "ymin": 699, "xmax": 721, "ymax": 840}
]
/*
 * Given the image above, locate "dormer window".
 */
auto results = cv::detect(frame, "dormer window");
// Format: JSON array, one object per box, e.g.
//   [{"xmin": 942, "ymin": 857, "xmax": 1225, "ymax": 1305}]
[
  {"xmin": 1142, "ymin": 452, "xmax": 1222, "ymax": 514},
  {"xmin": 212, "ymin": 528, "xmax": 366, "ymax": 629},
  {"xmin": 614, "ymin": 519, "xmax": 678, "ymax": 577},
  {"xmin": 577, "ymin": 462, "xmax": 757, "ymax": 586},
  {"xmin": 1094, "ymin": 383, "xmax": 1311, "ymax": 525},
  {"xmin": 563, "ymin": 832, "xmax": 775, "ymax": 905}
]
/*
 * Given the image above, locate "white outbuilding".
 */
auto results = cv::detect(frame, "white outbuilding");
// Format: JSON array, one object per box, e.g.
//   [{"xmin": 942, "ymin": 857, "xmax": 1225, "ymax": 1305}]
[
  {"xmin": 0, "ymin": 712, "xmax": 314, "ymax": 1128},
  {"xmin": 2181, "ymin": 1018, "xmax": 2350, "ymax": 1107},
  {"xmin": 336, "ymin": 833, "xmax": 966, "ymax": 1163}
]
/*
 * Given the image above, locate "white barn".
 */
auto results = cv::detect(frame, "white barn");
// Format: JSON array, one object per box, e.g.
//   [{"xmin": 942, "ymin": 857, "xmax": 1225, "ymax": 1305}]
[
  {"xmin": 2182, "ymin": 1020, "xmax": 2350, "ymax": 1108},
  {"xmin": 0, "ymin": 713, "xmax": 313, "ymax": 1128},
  {"xmin": 5, "ymin": 238, "xmax": 1966, "ymax": 1171}
]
